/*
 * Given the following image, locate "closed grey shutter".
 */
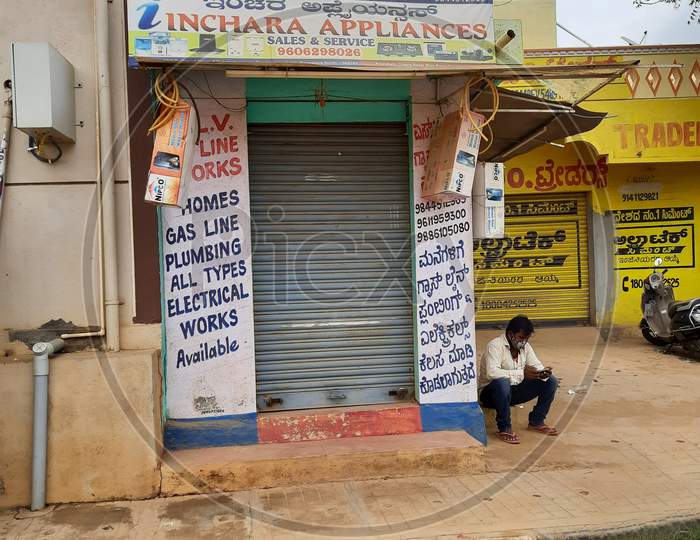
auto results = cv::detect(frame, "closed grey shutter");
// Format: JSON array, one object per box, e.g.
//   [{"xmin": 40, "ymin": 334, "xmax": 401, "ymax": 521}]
[{"xmin": 249, "ymin": 123, "xmax": 414, "ymax": 411}]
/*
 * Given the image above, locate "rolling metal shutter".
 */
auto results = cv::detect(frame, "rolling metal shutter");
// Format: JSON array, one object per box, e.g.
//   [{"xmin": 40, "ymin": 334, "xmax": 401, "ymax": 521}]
[
  {"xmin": 249, "ymin": 123, "xmax": 414, "ymax": 411},
  {"xmin": 473, "ymin": 193, "xmax": 591, "ymax": 324}
]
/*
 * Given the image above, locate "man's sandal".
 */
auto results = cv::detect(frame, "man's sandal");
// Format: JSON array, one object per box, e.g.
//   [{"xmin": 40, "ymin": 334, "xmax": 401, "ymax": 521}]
[
  {"xmin": 496, "ymin": 431, "xmax": 520, "ymax": 444},
  {"xmin": 527, "ymin": 424, "xmax": 559, "ymax": 436}
]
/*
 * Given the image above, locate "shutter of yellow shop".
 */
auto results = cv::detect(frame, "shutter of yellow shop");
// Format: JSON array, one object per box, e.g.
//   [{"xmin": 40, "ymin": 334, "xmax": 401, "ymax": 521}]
[{"xmin": 474, "ymin": 193, "xmax": 591, "ymax": 324}]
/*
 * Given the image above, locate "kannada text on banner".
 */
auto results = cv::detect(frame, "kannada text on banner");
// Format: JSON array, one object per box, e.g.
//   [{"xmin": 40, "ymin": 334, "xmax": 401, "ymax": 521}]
[
  {"xmin": 127, "ymin": 0, "xmax": 495, "ymax": 68},
  {"xmin": 412, "ymin": 104, "xmax": 478, "ymax": 404}
]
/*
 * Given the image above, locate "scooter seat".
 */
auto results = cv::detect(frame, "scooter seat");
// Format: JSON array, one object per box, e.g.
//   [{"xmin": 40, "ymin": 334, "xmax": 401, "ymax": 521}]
[{"xmin": 668, "ymin": 298, "xmax": 700, "ymax": 318}]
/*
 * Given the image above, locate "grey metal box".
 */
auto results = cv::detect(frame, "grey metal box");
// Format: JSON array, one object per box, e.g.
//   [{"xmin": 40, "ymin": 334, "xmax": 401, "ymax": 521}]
[{"xmin": 10, "ymin": 42, "xmax": 76, "ymax": 143}]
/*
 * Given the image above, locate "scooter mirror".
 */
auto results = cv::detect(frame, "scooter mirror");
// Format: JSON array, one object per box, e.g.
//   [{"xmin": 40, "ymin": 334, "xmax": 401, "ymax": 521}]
[{"xmin": 654, "ymin": 257, "xmax": 663, "ymax": 267}]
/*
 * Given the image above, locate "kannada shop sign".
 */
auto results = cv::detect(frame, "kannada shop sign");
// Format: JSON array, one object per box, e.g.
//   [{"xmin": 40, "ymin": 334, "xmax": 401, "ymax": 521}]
[
  {"xmin": 612, "ymin": 207, "xmax": 696, "ymax": 270},
  {"xmin": 127, "ymin": 0, "xmax": 495, "ymax": 68},
  {"xmin": 506, "ymin": 155, "xmax": 609, "ymax": 193},
  {"xmin": 161, "ymin": 98, "xmax": 256, "ymax": 419},
  {"xmin": 474, "ymin": 200, "xmax": 582, "ymax": 291},
  {"xmin": 472, "ymin": 194, "xmax": 591, "ymax": 323}
]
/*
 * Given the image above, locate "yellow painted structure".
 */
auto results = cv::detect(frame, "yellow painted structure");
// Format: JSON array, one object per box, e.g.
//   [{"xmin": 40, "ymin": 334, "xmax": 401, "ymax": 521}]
[
  {"xmin": 494, "ymin": 0, "xmax": 556, "ymax": 49},
  {"xmin": 474, "ymin": 192, "xmax": 591, "ymax": 324},
  {"xmin": 481, "ymin": 45, "xmax": 700, "ymax": 327}
]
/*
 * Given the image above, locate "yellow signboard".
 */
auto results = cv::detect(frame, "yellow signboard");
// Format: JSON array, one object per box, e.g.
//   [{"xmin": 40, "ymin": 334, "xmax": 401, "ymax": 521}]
[
  {"xmin": 474, "ymin": 193, "xmax": 590, "ymax": 324},
  {"xmin": 503, "ymin": 141, "xmax": 700, "ymax": 326},
  {"xmin": 613, "ymin": 218, "xmax": 695, "ymax": 271},
  {"xmin": 571, "ymin": 100, "xmax": 700, "ymax": 164},
  {"xmin": 502, "ymin": 49, "xmax": 700, "ymax": 164},
  {"xmin": 126, "ymin": 0, "xmax": 496, "ymax": 68}
]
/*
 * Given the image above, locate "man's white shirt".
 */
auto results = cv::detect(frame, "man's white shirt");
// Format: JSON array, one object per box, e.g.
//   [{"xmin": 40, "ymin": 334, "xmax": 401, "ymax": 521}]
[{"xmin": 479, "ymin": 334, "xmax": 545, "ymax": 390}]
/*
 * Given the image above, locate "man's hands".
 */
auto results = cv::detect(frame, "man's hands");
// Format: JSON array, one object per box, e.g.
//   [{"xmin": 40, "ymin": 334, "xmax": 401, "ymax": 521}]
[
  {"xmin": 525, "ymin": 365, "xmax": 553, "ymax": 380},
  {"xmin": 524, "ymin": 365, "xmax": 542, "ymax": 380}
]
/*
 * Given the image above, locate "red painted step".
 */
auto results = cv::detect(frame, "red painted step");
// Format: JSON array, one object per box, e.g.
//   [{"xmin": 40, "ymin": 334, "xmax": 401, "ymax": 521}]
[{"xmin": 257, "ymin": 404, "xmax": 422, "ymax": 444}]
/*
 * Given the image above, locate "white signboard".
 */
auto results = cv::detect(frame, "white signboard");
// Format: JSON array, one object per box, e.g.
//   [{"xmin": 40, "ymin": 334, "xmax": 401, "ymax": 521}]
[
  {"xmin": 127, "ymin": 0, "xmax": 495, "ymax": 68},
  {"xmin": 412, "ymin": 103, "xmax": 478, "ymax": 404},
  {"xmin": 161, "ymin": 99, "xmax": 256, "ymax": 419}
]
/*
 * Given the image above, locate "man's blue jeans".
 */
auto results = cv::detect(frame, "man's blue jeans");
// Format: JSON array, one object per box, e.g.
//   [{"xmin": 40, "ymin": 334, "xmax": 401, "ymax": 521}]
[{"xmin": 479, "ymin": 376, "xmax": 559, "ymax": 432}]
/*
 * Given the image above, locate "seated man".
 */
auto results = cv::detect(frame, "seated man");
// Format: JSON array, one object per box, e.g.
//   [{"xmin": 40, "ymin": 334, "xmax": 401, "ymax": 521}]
[{"xmin": 479, "ymin": 315, "xmax": 559, "ymax": 444}]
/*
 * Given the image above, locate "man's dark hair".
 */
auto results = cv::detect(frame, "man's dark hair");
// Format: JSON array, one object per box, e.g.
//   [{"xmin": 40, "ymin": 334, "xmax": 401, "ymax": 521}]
[{"xmin": 506, "ymin": 315, "xmax": 535, "ymax": 336}]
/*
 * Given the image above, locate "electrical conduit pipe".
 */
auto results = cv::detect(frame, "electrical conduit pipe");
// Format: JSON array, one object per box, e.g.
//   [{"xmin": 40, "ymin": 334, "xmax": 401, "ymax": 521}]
[
  {"xmin": 96, "ymin": 0, "xmax": 121, "ymax": 351},
  {"xmin": 61, "ymin": 0, "xmax": 120, "ymax": 348},
  {"xmin": 0, "ymin": 83, "xmax": 12, "ymax": 225},
  {"xmin": 31, "ymin": 339, "xmax": 65, "ymax": 511}
]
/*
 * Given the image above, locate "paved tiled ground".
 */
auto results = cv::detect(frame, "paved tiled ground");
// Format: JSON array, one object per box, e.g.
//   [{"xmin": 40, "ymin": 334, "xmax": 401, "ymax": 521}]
[{"xmin": 2, "ymin": 328, "xmax": 700, "ymax": 539}]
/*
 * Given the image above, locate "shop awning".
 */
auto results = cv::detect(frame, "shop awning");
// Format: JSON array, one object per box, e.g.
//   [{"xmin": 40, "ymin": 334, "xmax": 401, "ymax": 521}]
[
  {"xmin": 460, "ymin": 84, "xmax": 608, "ymax": 162},
  {"xmin": 429, "ymin": 61, "xmax": 637, "ymax": 162},
  {"xmin": 162, "ymin": 58, "xmax": 635, "ymax": 162}
]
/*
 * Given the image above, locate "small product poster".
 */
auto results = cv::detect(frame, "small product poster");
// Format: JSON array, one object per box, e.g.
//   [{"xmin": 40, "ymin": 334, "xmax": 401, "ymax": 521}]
[{"xmin": 160, "ymin": 98, "xmax": 256, "ymax": 419}]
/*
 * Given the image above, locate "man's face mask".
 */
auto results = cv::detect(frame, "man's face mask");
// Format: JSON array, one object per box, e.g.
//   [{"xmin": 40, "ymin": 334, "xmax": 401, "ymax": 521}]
[{"xmin": 508, "ymin": 333, "xmax": 528, "ymax": 351}]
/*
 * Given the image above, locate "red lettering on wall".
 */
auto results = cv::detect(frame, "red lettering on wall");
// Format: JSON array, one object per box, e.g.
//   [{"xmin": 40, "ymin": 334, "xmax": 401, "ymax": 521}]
[
  {"xmin": 683, "ymin": 121, "xmax": 696, "ymax": 146},
  {"xmin": 613, "ymin": 124, "xmax": 632, "ymax": 149},
  {"xmin": 412, "ymin": 121, "xmax": 435, "ymax": 141},
  {"xmin": 634, "ymin": 124, "xmax": 649, "ymax": 149},
  {"xmin": 614, "ymin": 121, "xmax": 699, "ymax": 149},
  {"xmin": 506, "ymin": 156, "xmax": 609, "ymax": 192}
]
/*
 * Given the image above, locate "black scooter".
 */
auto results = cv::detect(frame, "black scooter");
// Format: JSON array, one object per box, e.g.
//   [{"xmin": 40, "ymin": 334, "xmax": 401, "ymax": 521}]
[{"xmin": 640, "ymin": 258, "xmax": 700, "ymax": 357}]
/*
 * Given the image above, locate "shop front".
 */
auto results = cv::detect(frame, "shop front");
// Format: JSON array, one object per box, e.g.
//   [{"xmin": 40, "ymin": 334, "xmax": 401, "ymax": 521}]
[
  {"xmin": 473, "ymin": 191, "xmax": 592, "ymax": 324},
  {"xmin": 486, "ymin": 45, "xmax": 700, "ymax": 329},
  {"xmin": 158, "ymin": 74, "xmax": 490, "ymax": 447},
  {"xmin": 126, "ymin": 1, "xmax": 627, "ymax": 450}
]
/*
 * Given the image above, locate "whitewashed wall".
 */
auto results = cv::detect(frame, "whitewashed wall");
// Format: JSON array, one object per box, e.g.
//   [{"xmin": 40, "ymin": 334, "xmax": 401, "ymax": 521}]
[{"xmin": 0, "ymin": 0, "xmax": 135, "ymax": 339}]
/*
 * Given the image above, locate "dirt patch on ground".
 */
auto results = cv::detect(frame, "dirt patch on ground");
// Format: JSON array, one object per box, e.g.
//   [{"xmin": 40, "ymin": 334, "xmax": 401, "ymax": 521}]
[
  {"xmin": 49, "ymin": 503, "xmax": 132, "ymax": 533},
  {"xmin": 159, "ymin": 494, "xmax": 250, "ymax": 539}
]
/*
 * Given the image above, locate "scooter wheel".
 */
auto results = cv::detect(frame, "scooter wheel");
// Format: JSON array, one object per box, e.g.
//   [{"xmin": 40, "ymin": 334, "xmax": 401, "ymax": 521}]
[
  {"xmin": 681, "ymin": 341, "xmax": 700, "ymax": 359},
  {"xmin": 640, "ymin": 319, "xmax": 669, "ymax": 347}
]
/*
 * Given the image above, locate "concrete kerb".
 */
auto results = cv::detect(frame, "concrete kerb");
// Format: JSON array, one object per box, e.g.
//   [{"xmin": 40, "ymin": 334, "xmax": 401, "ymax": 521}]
[{"xmin": 556, "ymin": 513, "xmax": 700, "ymax": 539}]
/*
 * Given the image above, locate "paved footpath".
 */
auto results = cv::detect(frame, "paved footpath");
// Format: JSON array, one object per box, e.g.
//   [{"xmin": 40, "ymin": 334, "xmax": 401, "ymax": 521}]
[{"xmin": 2, "ymin": 328, "xmax": 700, "ymax": 539}]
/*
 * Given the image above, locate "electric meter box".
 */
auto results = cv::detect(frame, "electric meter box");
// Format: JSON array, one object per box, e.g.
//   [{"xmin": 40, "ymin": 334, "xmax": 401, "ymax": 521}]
[{"xmin": 10, "ymin": 42, "xmax": 76, "ymax": 143}]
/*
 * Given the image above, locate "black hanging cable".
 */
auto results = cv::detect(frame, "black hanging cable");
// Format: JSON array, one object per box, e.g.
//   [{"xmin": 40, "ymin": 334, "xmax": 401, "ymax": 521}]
[{"xmin": 28, "ymin": 136, "xmax": 63, "ymax": 164}]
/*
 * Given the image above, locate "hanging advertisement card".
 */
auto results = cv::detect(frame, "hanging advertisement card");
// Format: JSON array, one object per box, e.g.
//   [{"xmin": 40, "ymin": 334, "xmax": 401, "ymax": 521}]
[
  {"xmin": 145, "ymin": 101, "xmax": 196, "ymax": 207},
  {"xmin": 422, "ymin": 110, "xmax": 484, "ymax": 202}
]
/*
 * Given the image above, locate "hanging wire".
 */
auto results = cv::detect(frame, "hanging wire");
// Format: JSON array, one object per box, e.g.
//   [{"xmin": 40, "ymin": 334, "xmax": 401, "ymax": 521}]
[
  {"xmin": 147, "ymin": 71, "xmax": 190, "ymax": 135},
  {"xmin": 459, "ymin": 76, "xmax": 500, "ymax": 156},
  {"xmin": 28, "ymin": 134, "xmax": 63, "ymax": 164},
  {"xmin": 147, "ymin": 70, "xmax": 202, "ymax": 144}
]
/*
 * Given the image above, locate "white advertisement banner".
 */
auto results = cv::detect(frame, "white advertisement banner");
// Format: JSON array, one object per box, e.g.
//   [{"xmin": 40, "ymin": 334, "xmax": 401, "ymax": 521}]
[
  {"xmin": 127, "ymin": 0, "xmax": 495, "ymax": 68},
  {"xmin": 412, "ymin": 103, "xmax": 478, "ymax": 404},
  {"xmin": 161, "ymin": 98, "xmax": 256, "ymax": 419}
]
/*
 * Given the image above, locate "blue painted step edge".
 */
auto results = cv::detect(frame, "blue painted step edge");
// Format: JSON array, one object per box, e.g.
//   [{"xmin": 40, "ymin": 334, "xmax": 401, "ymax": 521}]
[
  {"xmin": 420, "ymin": 402, "xmax": 487, "ymax": 446},
  {"xmin": 164, "ymin": 412, "xmax": 258, "ymax": 450}
]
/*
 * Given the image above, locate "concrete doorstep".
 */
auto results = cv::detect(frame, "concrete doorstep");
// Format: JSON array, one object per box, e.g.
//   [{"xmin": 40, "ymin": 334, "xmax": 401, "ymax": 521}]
[{"xmin": 161, "ymin": 431, "xmax": 485, "ymax": 496}]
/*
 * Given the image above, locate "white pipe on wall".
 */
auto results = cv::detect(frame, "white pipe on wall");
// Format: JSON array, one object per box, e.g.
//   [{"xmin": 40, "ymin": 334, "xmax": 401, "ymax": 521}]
[
  {"xmin": 0, "ymin": 83, "xmax": 12, "ymax": 226},
  {"xmin": 95, "ymin": 0, "xmax": 120, "ymax": 351},
  {"xmin": 31, "ymin": 338, "xmax": 65, "ymax": 511}
]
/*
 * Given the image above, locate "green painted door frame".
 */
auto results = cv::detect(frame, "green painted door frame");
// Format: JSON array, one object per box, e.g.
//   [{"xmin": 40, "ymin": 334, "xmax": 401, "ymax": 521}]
[{"xmin": 245, "ymin": 78, "xmax": 410, "ymax": 123}]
